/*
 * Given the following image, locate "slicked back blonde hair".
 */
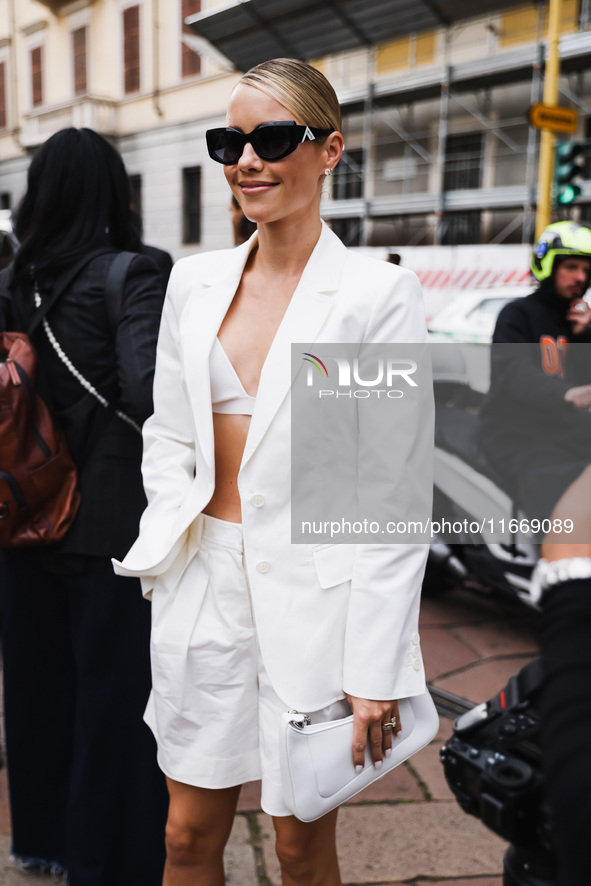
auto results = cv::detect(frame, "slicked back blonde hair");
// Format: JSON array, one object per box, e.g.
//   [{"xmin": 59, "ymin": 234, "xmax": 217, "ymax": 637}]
[{"xmin": 239, "ymin": 58, "xmax": 341, "ymax": 134}]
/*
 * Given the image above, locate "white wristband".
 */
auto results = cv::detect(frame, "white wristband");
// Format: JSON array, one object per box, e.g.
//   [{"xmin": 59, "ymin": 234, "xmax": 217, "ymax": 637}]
[{"xmin": 530, "ymin": 557, "xmax": 591, "ymax": 605}]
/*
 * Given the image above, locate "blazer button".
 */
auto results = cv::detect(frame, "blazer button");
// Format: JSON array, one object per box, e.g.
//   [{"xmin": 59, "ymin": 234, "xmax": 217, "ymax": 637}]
[
  {"xmin": 412, "ymin": 659, "xmax": 422, "ymax": 671},
  {"xmin": 256, "ymin": 561, "xmax": 271, "ymax": 574},
  {"xmin": 411, "ymin": 632, "xmax": 420, "ymax": 645},
  {"xmin": 251, "ymin": 494, "xmax": 265, "ymax": 508}
]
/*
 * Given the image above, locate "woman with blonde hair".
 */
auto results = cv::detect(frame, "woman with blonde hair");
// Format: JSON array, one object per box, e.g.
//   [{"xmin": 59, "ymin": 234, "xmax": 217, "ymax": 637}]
[{"xmin": 115, "ymin": 57, "xmax": 431, "ymax": 885}]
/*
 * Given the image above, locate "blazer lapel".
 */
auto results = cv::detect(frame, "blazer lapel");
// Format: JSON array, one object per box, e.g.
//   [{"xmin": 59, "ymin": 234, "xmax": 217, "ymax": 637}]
[
  {"xmin": 240, "ymin": 222, "xmax": 347, "ymax": 470},
  {"xmin": 184, "ymin": 236, "xmax": 256, "ymax": 472}
]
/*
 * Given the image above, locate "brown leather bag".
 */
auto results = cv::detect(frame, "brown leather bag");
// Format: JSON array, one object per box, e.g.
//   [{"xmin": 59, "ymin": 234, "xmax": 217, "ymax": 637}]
[{"xmin": 0, "ymin": 331, "xmax": 80, "ymax": 546}]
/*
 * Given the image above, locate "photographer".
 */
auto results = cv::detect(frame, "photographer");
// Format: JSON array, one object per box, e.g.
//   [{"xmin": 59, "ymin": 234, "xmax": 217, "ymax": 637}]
[
  {"xmin": 440, "ymin": 449, "xmax": 591, "ymax": 885},
  {"xmin": 478, "ymin": 221, "xmax": 591, "ymax": 527},
  {"xmin": 533, "ymin": 466, "xmax": 591, "ymax": 886}
]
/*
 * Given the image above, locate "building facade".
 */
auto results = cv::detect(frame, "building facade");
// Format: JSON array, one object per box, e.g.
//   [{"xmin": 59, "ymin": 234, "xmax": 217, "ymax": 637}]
[
  {"xmin": 0, "ymin": 0, "xmax": 241, "ymax": 257},
  {"xmin": 319, "ymin": 0, "xmax": 591, "ymax": 248},
  {"xmin": 0, "ymin": 0, "xmax": 589, "ymax": 257}
]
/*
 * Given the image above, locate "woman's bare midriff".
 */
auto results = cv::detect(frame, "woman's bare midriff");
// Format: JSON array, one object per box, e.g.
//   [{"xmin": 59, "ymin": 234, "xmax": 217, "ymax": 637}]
[
  {"xmin": 203, "ymin": 242, "xmax": 304, "ymax": 524},
  {"xmin": 202, "ymin": 413, "xmax": 251, "ymax": 523}
]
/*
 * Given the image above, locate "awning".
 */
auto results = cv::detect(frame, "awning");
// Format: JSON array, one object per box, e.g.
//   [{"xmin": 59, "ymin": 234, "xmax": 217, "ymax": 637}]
[{"xmin": 187, "ymin": 0, "xmax": 530, "ymax": 74}]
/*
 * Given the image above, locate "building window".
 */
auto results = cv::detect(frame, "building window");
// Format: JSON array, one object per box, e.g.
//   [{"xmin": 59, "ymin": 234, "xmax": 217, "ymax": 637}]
[
  {"xmin": 31, "ymin": 46, "xmax": 43, "ymax": 107},
  {"xmin": 129, "ymin": 174, "xmax": 143, "ymax": 225},
  {"xmin": 330, "ymin": 218, "xmax": 362, "ymax": 247},
  {"xmin": 73, "ymin": 27, "xmax": 87, "ymax": 96},
  {"xmin": 443, "ymin": 133, "xmax": 484, "ymax": 191},
  {"xmin": 441, "ymin": 211, "xmax": 481, "ymax": 246},
  {"xmin": 182, "ymin": 166, "xmax": 201, "ymax": 244},
  {"xmin": 333, "ymin": 149, "xmax": 363, "ymax": 201},
  {"xmin": 123, "ymin": 5, "xmax": 140, "ymax": 94},
  {"xmin": 0, "ymin": 62, "xmax": 6, "ymax": 130},
  {"xmin": 181, "ymin": 0, "xmax": 201, "ymax": 78}
]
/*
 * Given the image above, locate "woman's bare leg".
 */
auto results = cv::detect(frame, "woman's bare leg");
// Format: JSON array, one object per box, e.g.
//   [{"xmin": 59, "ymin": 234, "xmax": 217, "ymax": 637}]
[
  {"xmin": 273, "ymin": 809, "xmax": 341, "ymax": 886},
  {"xmin": 542, "ymin": 463, "xmax": 591, "ymax": 558},
  {"xmin": 162, "ymin": 778, "xmax": 241, "ymax": 886}
]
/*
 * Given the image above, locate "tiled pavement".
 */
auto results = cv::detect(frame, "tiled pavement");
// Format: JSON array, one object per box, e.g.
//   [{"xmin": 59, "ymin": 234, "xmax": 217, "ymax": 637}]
[{"xmin": 0, "ymin": 585, "xmax": 540, "ymax": 885}]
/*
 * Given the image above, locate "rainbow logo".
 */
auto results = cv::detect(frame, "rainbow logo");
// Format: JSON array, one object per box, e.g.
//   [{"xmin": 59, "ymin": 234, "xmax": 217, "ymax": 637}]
[{"xmin": 302, "ymin": 352, "xmax": 329, "ymax": 377}]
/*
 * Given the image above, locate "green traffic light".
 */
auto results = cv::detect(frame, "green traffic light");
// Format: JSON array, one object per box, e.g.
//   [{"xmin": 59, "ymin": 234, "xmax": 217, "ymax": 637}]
[
  {"xmin": 557, "ymin": 183, "xmax": 583, "ymax": 205},
  {"xmin": 553, "ymin": 139, "xmax": 585, "ymax": 208}
]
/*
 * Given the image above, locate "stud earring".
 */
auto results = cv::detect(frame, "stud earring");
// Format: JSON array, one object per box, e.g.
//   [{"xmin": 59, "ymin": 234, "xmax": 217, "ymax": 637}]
[{"xmin": 324, "ymin": 167, "xmax": 333, "ymax": 176}]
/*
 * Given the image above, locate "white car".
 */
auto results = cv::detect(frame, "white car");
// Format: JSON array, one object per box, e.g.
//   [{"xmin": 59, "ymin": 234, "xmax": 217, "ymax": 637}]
[
  {"xmin": 428, "ymin": 286, "xmax": 532, "ymax": 393},
  {"xmin": 428, "ymin": 286, "xmax": 530, "ymax": 345}
]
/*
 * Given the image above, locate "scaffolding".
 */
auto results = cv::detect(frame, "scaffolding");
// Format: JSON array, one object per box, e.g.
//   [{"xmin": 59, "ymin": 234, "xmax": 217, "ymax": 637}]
[{"xmin": 322, "ymin": 18, "xmax": 591, "ymax": 246}]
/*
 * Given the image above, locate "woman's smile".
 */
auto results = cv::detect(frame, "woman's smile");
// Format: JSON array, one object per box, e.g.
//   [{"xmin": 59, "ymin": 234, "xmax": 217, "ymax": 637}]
[{"xmin": 238, "ymin": 180, "xmax": 279, "ymax": 195}]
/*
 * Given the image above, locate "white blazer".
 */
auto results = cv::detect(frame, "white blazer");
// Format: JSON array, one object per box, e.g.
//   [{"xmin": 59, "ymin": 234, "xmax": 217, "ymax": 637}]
[{"xmin": 114, "ymin": 222, "xmax": 433, "ymax": 711}]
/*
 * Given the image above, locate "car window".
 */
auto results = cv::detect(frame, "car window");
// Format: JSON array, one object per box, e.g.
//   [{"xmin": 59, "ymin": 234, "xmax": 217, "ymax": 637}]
[{"xmin": 467, "ymin": 297, "xmax": 512, "ymax": 324}]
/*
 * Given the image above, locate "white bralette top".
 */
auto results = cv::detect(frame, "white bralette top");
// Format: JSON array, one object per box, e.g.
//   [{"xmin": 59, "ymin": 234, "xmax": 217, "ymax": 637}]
[{"xmin": 210, "ymin": 337, "xmax": 256, "ymax": 416}]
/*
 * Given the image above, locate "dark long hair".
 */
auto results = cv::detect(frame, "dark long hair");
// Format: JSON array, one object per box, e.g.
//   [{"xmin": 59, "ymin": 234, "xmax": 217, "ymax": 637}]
[{"xmin": 13, "ymin": 128, "xmax": 141, "ymax": 281}]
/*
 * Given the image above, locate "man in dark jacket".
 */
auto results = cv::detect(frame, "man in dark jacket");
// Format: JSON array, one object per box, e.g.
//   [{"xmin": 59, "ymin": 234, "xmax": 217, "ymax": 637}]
[{"xmin": 479, "ymin": 221, "xmax": 591, "ymax": 524}]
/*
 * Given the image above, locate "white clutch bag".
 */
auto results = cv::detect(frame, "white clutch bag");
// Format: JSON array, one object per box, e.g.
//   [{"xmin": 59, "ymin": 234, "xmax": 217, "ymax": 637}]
[{"xmin": 279, "ymin": 690, "xmax": 439, "ymax": 822}]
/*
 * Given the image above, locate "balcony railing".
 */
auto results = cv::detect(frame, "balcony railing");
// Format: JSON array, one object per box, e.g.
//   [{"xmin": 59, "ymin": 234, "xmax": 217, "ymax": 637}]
[{"xmin": 21, "ymin": 96, "xmax": 118, "ymax": 148}]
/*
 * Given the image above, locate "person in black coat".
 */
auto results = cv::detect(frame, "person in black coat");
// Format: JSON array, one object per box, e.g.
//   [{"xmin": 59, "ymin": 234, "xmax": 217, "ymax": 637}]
[
  {"xmin": 478, "ymin": 221, "xmax": 591, "ymax": 525},
  {"xmin": 129, "ymin": 208, "xmax": 174, "ymax": 291},
  {"xmin": 0, "ymin": 128, "xmax": 168, "ymax": 885},
  {"xmin": 528, "ymin": 465, "xmax": 591, "ymax": 886}
]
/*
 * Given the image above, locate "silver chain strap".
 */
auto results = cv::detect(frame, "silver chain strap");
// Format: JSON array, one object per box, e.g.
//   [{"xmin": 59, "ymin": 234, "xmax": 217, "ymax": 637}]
[{"xmin": 34, "ymin": 289, "xmax": 142, "ymax": 435}]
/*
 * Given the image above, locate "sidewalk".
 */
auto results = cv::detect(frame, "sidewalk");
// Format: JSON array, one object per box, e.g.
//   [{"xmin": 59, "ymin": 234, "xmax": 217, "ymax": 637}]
[{"xmin": 0, "ymin": 585, "xmax": 539, "ymax": 885}]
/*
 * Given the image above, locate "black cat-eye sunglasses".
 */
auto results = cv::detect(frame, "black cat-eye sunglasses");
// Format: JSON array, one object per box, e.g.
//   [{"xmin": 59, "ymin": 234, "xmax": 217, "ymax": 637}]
[{"xmin": 206, "ymin": 121, "xmax": 333, "ymax": 165}]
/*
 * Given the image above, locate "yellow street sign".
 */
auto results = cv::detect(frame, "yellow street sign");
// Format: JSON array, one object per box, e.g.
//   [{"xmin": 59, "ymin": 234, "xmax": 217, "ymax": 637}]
[{"xmin": 528, "ymin": 103, "xmax": 578, "ymax": 134}]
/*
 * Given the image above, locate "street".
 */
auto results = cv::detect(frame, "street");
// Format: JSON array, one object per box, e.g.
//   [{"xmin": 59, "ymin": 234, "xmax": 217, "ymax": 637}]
[{"xmin": 0, "ymin": 583, "xmax": 539, "ymax": 885}]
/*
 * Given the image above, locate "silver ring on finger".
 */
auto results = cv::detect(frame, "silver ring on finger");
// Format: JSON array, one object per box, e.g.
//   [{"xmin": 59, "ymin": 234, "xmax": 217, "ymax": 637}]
[{"xmin": 381, "ymin": 716, "xmax": 397, "ymax": 731}]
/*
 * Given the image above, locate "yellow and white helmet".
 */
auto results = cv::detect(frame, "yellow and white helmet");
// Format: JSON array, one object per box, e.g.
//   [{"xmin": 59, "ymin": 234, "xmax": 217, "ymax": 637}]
[{"xmin": 531, "ymin": 221, "xmax": 591, "ymax": 282}]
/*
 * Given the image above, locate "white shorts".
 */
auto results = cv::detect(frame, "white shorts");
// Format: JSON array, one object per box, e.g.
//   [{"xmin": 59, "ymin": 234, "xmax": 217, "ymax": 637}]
[{"xmin": 145, "ymin": 513, "xmax": 349, "ymax": 817}]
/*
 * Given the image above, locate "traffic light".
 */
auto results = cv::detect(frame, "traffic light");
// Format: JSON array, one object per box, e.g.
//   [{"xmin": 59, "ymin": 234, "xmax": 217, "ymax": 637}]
[{"xmin": 554, "ymin": 140, "xmax": 585, "ymax": 206}]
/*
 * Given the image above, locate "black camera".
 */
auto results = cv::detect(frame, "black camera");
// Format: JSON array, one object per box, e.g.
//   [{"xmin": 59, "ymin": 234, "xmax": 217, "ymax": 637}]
[{"xmin": 440, "ymin": 659, "xmax": 557, "ymax": 886}]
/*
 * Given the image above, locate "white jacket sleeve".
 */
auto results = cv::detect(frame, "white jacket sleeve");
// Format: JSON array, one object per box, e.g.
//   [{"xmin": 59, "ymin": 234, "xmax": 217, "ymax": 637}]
[{"xmin": 342, "ymin": 267, "xmax": 433, "ymax": 701}]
